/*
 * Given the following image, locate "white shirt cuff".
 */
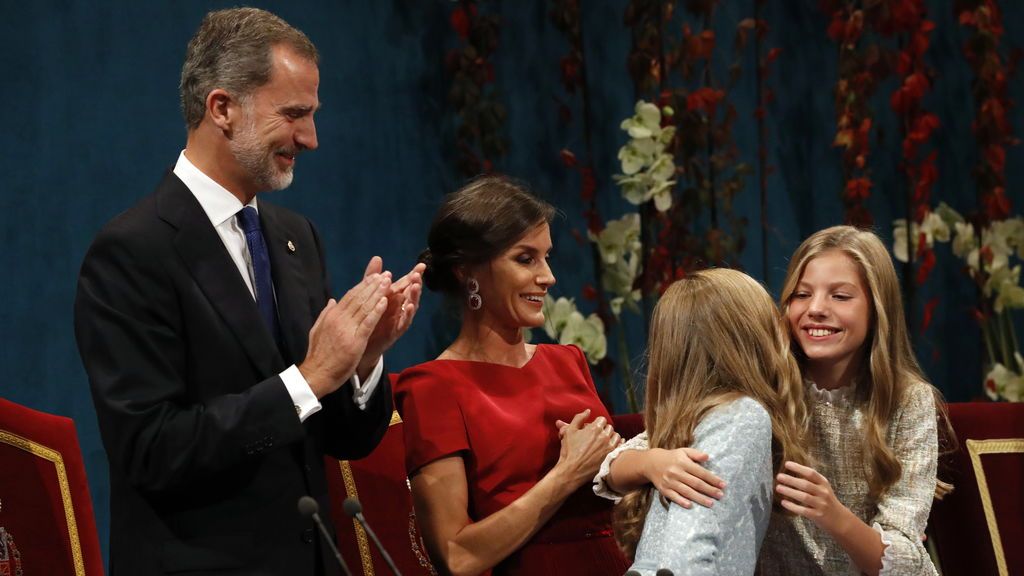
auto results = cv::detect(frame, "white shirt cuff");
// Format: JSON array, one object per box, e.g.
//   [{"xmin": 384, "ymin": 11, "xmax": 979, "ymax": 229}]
[
  {"xmin": 281, "ymin": 364, "xmax": 322, "ymax": 422},
  {"xmin": 593, "ymin": 431, "xmax": 649, "ymax": 502},
  {"xmin": 871, "ymin": 522, "xmax": 896, "ymax": 576},
  {"xmin": 350, "ymin": 357, "xmax": 384, "ymax": 411}
]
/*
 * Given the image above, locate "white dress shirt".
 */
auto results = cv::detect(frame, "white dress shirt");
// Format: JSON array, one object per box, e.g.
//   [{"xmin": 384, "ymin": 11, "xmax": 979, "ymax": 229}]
[{"xmin": 173, "ymin": 151, "xmax": 382, "ymax": 420}]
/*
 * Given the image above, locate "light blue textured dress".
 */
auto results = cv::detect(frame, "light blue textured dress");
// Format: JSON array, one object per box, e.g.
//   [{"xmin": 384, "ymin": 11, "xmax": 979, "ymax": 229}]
[{"xmin": 626, "ymin": 397, "xmax": 773, "ymax": 576}]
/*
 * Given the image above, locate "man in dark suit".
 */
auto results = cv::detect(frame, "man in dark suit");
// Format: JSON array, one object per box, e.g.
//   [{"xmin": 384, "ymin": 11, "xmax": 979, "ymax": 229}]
[{"xmin": 74, "ymin": 8, "xmax": 423, "ymax": 575}]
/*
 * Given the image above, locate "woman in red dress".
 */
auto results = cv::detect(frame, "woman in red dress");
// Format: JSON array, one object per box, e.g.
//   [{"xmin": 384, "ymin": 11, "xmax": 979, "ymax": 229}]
[{"xmin": 395, "ymin": 176, "xmax": 629, "ymax": 576}]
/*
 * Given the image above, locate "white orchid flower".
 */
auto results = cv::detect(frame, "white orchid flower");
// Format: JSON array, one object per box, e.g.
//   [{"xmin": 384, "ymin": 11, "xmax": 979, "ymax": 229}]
[
  {"xmin": 985, "ymin": 361, "xmax": 1024, "ymax": 401},
  {"xmin": 589, "ymin": 213, "xmax": 641, "ymax": 265},
  {"xmin": 892, "ymin": 219, "xmax": 917, "ymax": 263},
  {"xmin": 981, "ymin": 225, "xmax": 1012, "ymax": 273},
  {"xmin": 559, "ymin": 311, "xmax": 607, "ymax": 364},
  {"xmin": 921, "ymin": 211, "xmax": 951, "ymax": 243},
  {"xmin": 542, "ymin": 295, "xmax": 577, "ymax": 340},
  {"xmin": 952, "ymin": 221, "xmax": 977, "ymax": 259}
]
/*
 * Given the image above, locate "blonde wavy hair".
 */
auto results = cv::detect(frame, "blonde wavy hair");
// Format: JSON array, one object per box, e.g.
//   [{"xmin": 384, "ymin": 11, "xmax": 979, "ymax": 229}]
[
  {"xmin": 780, "ymin": 226, "xmax": 954, "ymax": 501},
  {"xmin": 614, "ymin": 268, "xmax": 810, "ymax": 558}
]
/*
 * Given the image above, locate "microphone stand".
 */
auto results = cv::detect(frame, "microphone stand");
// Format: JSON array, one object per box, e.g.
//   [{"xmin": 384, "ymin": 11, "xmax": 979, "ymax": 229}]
[
  {"xmin": 298, "ymin": 495, "xmax": 353, "ymax": 576},
  {"xmin": 343, "ymin": 497, "xmax": 403, "ymax": 576}
]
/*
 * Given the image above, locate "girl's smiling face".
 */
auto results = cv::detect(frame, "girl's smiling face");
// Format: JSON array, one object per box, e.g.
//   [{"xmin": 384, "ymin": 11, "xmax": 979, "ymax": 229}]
[{"xmin": 787, "ymin": 250, "xmax": 871, "ymax": 379}]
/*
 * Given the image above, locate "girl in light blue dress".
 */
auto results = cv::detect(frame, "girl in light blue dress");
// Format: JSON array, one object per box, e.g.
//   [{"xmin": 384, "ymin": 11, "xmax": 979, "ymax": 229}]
[{"xmin": 610, "ymin": 268, "xmax": 810, "ymax": 576}]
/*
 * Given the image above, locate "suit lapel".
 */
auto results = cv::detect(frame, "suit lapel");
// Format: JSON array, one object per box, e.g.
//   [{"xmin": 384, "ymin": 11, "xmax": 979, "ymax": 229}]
[
  {"xmin": 260, "ymin": 204, "xmax": 311, "ymax": 366},
  {"xmin": 155, "ymin": 172, "xmax": 285, "ymax": 377}
]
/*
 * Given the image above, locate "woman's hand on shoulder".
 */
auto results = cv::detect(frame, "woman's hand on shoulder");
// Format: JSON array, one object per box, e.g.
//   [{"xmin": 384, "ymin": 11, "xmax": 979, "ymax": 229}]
[
  {"xmin": 775, "ymin": 461, "xmax": 850, "ymax": 533},
  {"xmin": 553, "ymin": 409, "xmax": 622, "ymax": 487},
  {"xmin": 643, "ymin": 447, "xmax": 725, "ymax": 509}
]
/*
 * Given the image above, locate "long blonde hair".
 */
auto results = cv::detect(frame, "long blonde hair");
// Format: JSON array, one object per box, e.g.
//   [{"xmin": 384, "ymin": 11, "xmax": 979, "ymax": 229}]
[
  {"xmin": 614, "ymin": 268, "xmax": 810, "ymax": 558},
  {"xmin": 780, "ymin": 226, "xmax": 954, "ymax": 500}
]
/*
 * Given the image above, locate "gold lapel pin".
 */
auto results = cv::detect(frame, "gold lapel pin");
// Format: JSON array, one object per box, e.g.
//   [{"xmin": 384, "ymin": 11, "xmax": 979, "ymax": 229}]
[{"xmin": 287, "ymin": 240, "xmax": 296, "ymax": 253}]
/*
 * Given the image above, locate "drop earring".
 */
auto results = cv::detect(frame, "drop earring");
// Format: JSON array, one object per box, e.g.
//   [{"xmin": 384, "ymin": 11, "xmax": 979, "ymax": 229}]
[{"xmin": 466, "ymin": 278, "xmax": 482, "ymax": 310}]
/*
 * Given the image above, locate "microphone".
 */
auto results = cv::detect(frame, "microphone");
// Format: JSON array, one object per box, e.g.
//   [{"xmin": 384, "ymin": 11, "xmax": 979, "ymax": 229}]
[
  {"xmin": 655, "ymin": 569, "xmax": 675, "ymax": 576},
  {"xmin": 298, "ymin": 495, "xmax": 352, "ymax": 576},
  {"xmin": 342, "ymin": 497, "xmax": 403, "ymax": 576},
  {"xmin": 624, "ymin": 571, "xmax": 642, "ymax": 576}
]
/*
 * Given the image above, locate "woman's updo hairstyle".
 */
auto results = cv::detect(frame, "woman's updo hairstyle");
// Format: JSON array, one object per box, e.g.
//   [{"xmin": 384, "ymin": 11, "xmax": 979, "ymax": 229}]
[{"xmin": 420, "ymin": 175, "xmax": 556, "ymax": 294}]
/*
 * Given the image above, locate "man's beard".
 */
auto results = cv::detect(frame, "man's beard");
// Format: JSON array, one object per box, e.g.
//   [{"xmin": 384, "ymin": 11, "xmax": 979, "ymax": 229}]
[{"xmin": 230, "ymin": 116, "xmax": 294, "ymax": 192}]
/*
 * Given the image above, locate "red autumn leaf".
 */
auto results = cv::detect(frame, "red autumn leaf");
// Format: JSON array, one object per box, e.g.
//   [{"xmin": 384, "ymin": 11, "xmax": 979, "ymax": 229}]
[
  {"xmin": 581, "ymin": 167, "xmax": 597, "ymax": 201},
  {"xmin": 560, "ymin": 56, "xmax": 579, "ymax": 92},
  {"xmin": 917, "ymin": 248, "xmax": 933, "ymax": 282},
  {"xmin": 921, "ymin": 297, "xmax": 939, "ymax": 333},
  {"xmin": 450, "ymin": 5, "xmax": 472, "ymax": 39},
  {"xmin": 843, "ymin": 10, "xmax": 865, "ymax": 43},
  {"xmin": 915, "ymin": 232, "xmax": 930, "ymax": 258},
  {"xmin": 891, "ymin": 88, "xmax": 912, "ymax": 115},
  {"xmin": 696, "ymin": 30, "xmax": 715, "ymax": 59},
  {"xmin": 855, "ymin": 118, "xmax": 872, "ymax": 149},
  {"xmin": 985, "ymin": 144, "xmax": 1006, "ymax": 174},
  {"xmin": 845, "ymin": 177, "xmax": 872, "ymax": 201},
  {"xmin": 827, "ymin": 12, "xmax": 846, "ymax": 42},
  {"xmin": 846, "ymin": 205, "xmax": 873, "ymax": 227},
  {"xmin": 907, "ymin": 73, "xmax": 930, "ymax": 98},
  {"xmin": 582, "ymin": 284, "xmax": 598, "ymax": 302},
  {"xmin": 766, "ymin": 47, "xmax": 782, "ymax": 65},
  {"xmin": 910, "ymin": 29, "xmax": 930, "ymax": 58},
  {"xmin": 983, "ymin": 187, "xmax": 1011, "ymax": 221},
  {"xmin": 909, "ymin": 113, "xmax": 940, "ymax": 143},
  {"xmin": 559, "ymin": 149, "xmax": 577, "ymax": 168},
  {"xmin": 897, "ymin": 51, "xmax": 913, "ymax": 76},
  {"xmin": 971, "ymin": 307, "xmax": 986, "ymax": 323},
  {"xmin": 979, "ymin": 245, "xmax": 994, "ymax": 266},
  {"xmin": 658, "ymin": 89, "xmax": 673, "ymax": 109},
  {"xmin": 686, "ymin": 87, "xmax": 725, "ymax": 113}
]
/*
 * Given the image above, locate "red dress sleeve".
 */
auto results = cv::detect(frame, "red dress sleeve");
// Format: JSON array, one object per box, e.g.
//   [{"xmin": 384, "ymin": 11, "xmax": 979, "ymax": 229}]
[
  {"xmin": 567, "ymin": 344, "xmax": 598, "ymax": 394},
  {"xmin": 394, "ymin": 363, "xmax": 470, "ymax": 474}
]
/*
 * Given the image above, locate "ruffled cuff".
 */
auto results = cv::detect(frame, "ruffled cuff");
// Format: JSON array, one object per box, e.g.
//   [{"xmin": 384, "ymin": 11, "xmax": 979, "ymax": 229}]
[
  {"xmin": 592, "ymin": 433, "xmax": 648, "ymax": 502},
  {"xmin": 871, "ymin": 522, "xmax": 896, "ymax": 575}
]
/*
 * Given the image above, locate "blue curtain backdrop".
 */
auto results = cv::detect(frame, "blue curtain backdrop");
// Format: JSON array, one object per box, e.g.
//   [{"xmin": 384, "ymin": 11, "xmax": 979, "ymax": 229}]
[{"xmin": 2, "ymin": 1, "xmax": 1021, "ymax": 566}]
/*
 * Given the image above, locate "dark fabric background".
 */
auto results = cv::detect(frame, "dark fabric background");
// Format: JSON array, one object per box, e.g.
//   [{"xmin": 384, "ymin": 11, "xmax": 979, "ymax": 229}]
[{"xmin": 2, "ymin": 1, "xmax": 1021, "ymax": 566}]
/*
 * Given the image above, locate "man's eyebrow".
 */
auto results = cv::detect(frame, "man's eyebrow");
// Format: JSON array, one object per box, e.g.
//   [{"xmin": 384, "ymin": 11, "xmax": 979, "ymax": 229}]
[{"xmin": 281, "ymin": 103, "xmax": 321, "ymax": 114}]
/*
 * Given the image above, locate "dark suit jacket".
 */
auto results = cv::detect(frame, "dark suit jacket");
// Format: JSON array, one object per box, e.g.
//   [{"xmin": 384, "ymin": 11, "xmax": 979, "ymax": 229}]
[{"xmin": 75, "ymin": 172, "xmax": 392, "ymax": 575}]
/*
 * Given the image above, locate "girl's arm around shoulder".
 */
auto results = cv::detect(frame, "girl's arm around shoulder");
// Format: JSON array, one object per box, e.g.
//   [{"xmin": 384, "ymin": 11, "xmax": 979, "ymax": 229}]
[{"xmin": 630, "ymin": 397, "xmax": 774, "ymax": 576}]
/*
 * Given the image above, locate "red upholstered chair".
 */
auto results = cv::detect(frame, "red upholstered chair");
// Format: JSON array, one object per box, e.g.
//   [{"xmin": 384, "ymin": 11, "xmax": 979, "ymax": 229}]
[
  {"xmin": 324, "ymin": 376, "xmax": 437, "ymax": 576},
  {"xmin": 0, "ymin": 398, "xmax": 105, "ymax": 576},
  {"xmin": 612, "ymin": 413, "xmax": 644, "ymax": 441},
  {"xmin": 928, "ymin": 402, "xmax": 1024, "ymax": 576}
]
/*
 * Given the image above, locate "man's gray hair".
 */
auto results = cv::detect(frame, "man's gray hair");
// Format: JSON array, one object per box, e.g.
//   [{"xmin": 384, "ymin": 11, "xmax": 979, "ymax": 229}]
[{"xmin": 180, "ymin": 7, "xmax": 318, "ymax": 129}]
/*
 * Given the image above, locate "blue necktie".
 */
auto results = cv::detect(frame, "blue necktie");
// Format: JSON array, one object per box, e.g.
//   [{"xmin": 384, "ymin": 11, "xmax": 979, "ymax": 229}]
[{"xmin": 237, "ymin": 206, "xmax": 281, "ymax": 341}]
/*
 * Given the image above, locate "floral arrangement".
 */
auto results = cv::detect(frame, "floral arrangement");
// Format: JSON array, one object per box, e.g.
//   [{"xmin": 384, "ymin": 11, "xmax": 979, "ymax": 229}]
[
  {"xmin": 895, "ymin": 204, "xmax": 1023, "ymax": 401},
  {"xmin": 614, "ymin": 102, "xmax": 677, "ymax": 212},
  {"xmin": 590, "ymin": 213, "xmax": 644, "ymax": 317},
  {"xmin": 446, "ymin": 1, "xmax": 505, "ymax": 177},
  {"xmin": 888, "ymin": 0, "xmax": 941, "ymax": 336}
]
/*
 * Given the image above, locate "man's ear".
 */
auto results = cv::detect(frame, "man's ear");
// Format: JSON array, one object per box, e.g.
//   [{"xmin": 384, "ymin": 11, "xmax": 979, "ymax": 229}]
[{"xmin": 206, "ymin": 89, "xmax": 238, "ymax": 133}]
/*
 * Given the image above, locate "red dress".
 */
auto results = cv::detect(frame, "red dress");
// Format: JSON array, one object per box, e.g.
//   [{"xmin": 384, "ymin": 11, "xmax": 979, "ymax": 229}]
[{"xmin": 395, "ymin": 344, "xmax": 629, "ymax": 576}]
